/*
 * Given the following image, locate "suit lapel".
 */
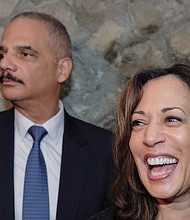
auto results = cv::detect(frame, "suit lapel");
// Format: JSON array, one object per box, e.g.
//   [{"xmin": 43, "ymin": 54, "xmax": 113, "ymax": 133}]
[
  {"xmin": 56, "ymin": 111, "xmax": 89, "ymax": 220},
  {"xmin": 0, "ymin": 108, "xmax": 15, "ymax": 219}
]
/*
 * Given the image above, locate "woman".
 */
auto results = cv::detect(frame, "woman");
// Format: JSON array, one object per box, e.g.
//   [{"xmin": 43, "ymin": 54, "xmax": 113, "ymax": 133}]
[{"xmin": 89, "ymin": 63, "xmax": 190, "ymax": 219}]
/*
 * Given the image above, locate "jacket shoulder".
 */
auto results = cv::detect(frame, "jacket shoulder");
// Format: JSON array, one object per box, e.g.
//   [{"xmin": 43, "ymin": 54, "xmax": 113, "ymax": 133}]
[
  {"xmin": 65, "ymin": 111, "xmax": 113, "ymax": 139},
  {"xmin": 0, "ymin": 108, "xmax": 14, "ymax": 121}
]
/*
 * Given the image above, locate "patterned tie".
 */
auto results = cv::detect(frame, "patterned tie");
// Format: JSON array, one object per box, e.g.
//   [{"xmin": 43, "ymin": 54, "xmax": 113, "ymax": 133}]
[{"xmin": 23, "ymin": 125, "xmax": 49, "ymax": 219}]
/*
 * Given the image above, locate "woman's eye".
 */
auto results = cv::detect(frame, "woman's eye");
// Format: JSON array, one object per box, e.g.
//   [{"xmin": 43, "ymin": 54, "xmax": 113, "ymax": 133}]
[
  {"xmin": 165, "ymin": 116, "xmax": 182, "ymax": 123},
  {"xmin": 131, "ymin": 120, "xmax": 145, "ymax": 129}
]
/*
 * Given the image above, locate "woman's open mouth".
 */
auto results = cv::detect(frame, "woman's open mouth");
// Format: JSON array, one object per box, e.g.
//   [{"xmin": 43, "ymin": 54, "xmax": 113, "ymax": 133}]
[{"xmin": 146, "ymin": 156, "xmax": 178, "ymax": 180}]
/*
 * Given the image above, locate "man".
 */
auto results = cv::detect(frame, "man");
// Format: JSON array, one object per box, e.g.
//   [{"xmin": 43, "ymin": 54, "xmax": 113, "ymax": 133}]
[{"xmin": 0, "ymin": 11, "xmax": 113, "ymax": 220}]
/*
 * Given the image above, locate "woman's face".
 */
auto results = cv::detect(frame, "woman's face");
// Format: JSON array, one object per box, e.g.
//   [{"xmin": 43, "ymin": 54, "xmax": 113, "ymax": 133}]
[{"xmin": 129, "ymin": 75, "xmax": 190, "ymax": 201}]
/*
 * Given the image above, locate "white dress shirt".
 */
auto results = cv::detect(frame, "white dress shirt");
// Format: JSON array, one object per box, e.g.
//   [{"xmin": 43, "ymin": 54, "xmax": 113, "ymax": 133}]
[{"xmin": 14, "ymin": 101, "xmax": 64, "ymax": 220}]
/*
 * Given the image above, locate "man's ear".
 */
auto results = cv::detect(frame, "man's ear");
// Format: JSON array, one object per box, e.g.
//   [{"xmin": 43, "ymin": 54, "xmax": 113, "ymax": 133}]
[{"xmin": 57, "ymin": 57, "xmax": 72, "ymax": 83}]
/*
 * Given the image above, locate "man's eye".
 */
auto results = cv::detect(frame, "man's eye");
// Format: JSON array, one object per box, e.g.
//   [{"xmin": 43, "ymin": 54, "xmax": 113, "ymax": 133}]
[
  {"xmin": 22, "ymin": 52, "xmax": 33, "ymax": 57},
  {"xmin": 0, "ymin": 53, "xmax": 5, "ymax": 59},
  {"xmin": 18, "ymin": 50, "xmax": 34, "ymax": 58}
]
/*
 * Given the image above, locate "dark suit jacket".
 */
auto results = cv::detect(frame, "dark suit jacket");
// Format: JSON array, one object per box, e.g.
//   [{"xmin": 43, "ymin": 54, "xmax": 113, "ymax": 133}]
[
  {"xmin": 88, "ymin": 206, "xmax": 116, "ymax": 220},
  {"xmin": 0, "ymin": 108, "xmax": 114, "ymax": 220}
]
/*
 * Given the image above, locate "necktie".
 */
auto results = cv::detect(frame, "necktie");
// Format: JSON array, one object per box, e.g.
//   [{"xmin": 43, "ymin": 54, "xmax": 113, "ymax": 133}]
[{"xmin": 23, "ymin": 125, "xmax": 49, "ymax": 219}]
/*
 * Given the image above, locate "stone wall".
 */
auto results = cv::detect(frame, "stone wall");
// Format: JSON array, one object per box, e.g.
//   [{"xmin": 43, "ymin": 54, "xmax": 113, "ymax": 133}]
[{"xmin": 0, "ymin": 0, "xmax": 190, "ymax": 131}]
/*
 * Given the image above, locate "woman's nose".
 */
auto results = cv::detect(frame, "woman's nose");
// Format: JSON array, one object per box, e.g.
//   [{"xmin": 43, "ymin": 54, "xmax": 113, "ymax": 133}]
[{"xmin": 143, "ymin": 122, "xmax": 166, "ymax": 147}]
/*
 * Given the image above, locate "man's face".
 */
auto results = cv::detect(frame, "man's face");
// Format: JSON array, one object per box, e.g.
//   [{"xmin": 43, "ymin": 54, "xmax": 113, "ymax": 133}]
[{"xmin": 0, "ymin": 17, "xmax": 60, "ymax": 106}]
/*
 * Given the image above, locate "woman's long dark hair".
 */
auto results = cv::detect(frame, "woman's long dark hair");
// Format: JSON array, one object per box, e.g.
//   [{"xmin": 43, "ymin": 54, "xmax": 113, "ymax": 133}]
[{"xmin": 112, "ymin": 63, "xmax": 190, "ymax": 219}]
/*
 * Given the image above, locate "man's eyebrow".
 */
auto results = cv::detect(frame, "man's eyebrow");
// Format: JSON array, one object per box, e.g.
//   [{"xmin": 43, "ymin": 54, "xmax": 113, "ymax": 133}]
[
  {"xmin": 0, "ymin": 45, "xmax": 39, "ymax": 55},
  {"xmin": 16, "ymin": 46, "xmax": 39, "ymax": 55}
]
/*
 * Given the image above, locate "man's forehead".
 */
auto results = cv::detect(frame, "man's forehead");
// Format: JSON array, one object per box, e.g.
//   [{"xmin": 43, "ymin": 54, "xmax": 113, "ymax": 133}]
[
  {"xmin": 2, "ymin": 18, "xmax": 49, "ymax": 42},
  {"xmin": 5, "ymin": 17, "xmax": 47, "ymax": 34}
]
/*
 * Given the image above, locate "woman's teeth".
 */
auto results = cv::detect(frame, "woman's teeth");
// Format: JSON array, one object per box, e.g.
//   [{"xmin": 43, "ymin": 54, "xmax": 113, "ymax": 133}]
[{"xmin": 147, "ymin": 157, "xmax": 178, "ymax": 166}]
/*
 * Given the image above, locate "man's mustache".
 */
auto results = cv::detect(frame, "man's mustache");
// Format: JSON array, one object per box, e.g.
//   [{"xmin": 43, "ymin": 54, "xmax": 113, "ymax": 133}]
[{"xmin": 0, "ymin": 72, "xmax": 24, "ymax": 84}]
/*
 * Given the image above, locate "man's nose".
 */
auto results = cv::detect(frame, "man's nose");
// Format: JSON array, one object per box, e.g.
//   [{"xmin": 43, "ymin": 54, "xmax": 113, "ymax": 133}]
[
  {"xmin": 143, "ymin": 122, "xmax": 166, "ymax": 147},
  {"xmin": 0, "ymin": 53, "xmax": 17, "ymax": 72}
]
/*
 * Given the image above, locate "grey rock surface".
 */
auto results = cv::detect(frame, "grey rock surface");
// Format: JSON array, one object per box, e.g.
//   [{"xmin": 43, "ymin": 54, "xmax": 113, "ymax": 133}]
[{"xmin": 0, "ymin": 0, "xmax": 190, "ymax": 131}]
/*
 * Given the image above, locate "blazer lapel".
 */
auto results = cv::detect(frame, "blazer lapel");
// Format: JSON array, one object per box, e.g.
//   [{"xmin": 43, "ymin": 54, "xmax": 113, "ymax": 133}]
[
  {"xmin": 0, "ymin": 108, "xmax": 15, "ymax": 219},
  {"xmin": 56, "ymin": 111, "xmax": 89, "ymax": 220}
]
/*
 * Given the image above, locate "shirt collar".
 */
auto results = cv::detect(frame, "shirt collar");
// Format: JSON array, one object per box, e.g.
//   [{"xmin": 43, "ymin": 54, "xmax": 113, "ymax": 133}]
[{"xmin": 15, "ymin": 100, "xmax": 64, "ymax": 141}]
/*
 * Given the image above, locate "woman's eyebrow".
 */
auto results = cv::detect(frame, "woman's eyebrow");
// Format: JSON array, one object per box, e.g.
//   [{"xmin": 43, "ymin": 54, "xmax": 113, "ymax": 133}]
[
  {"xmin": 132, "ymin": 110, "xmax": 144, "ymax": 115},
  {"xmin": 133, "ymin": 107, "xmax": 186, "ymax": 115},
  {"xmin": 162, "ymin": 107, "xmax": 186, "ymax": 114}
]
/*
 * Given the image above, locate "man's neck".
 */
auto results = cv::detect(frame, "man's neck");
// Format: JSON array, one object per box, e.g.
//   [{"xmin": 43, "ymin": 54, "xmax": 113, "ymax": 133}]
[{"xmin": 13, "ymin": 100, "xmax": 60, "ymax": 124}]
